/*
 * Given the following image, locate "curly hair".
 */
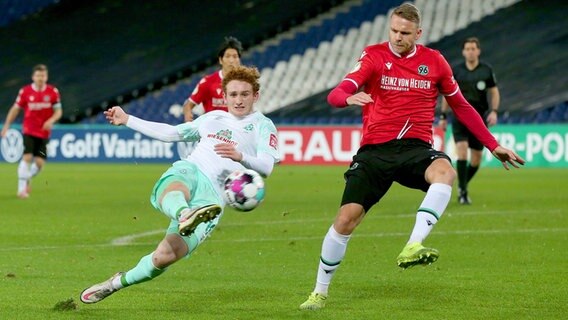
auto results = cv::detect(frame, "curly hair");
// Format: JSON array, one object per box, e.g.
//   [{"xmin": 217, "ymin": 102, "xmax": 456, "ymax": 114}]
[{"xmin": 222, "ymin": 65, "xmax": 261, "ymax": 93}]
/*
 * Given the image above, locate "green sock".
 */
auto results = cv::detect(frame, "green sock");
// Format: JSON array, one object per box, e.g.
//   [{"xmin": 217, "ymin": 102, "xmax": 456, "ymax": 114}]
[
  {"xmin": 160, "ymin": 190, "xmax": 189, "ymax": 220},
  {"xmin": 123, "ymin": 253, "xmax": 166, "ymax": 287}
]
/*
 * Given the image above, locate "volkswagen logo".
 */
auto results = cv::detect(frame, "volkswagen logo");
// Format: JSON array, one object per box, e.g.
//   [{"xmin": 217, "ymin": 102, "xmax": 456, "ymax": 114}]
[{"xmin": 1, "ymin": 129, "xmax": 24, "ymax": 163}]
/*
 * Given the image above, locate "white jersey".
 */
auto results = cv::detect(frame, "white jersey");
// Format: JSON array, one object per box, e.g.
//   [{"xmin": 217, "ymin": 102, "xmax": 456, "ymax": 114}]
[{"xmin": 175, "ymin": 110, "xmax": 280, "ymax": 197}]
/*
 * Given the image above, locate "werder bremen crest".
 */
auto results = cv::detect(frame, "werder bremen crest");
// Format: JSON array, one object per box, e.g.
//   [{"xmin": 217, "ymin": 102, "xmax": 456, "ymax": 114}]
[{"xmin": 244, "ymin": 123, "xmax": 254, "ymax": 131}]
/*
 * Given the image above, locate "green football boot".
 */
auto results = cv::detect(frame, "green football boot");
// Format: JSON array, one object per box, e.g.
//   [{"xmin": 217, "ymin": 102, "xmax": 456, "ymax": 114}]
[{"xmin": 397, "ymin": 242, "xmax": 439, "ymax": 269}]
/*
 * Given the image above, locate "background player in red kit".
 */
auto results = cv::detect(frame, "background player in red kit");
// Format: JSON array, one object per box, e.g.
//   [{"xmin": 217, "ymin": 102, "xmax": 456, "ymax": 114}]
[
  {"xmin": 1, "ymin": 64, "xmax": 62, "ymax": 198},
  {"xmin": 299, "ymin": 3, "xmax": 524, "ymax": 310},
  {"xmin": 182, "ymin": 37, "xmax": 243, "ymax": 122}
]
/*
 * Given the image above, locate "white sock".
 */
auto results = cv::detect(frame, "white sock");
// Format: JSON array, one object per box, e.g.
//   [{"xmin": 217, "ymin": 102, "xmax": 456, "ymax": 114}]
[
  {"xmin": 314, "ymin": 226, "xmax": 351, "ymax": 295},
  {"xmin": 111, "ymin": 274, "xmax": 124, "ymax": 290},
  {"xmin": 407, "ymin": 183, "xmax": 452, "ymax": 244},
  {"xmin": 30, "ymin": 163, "xmax": 40, "ymax": 177},
  {"xmin": 17, "ymin": 161, "xmax": 31, "ymax": 193}
]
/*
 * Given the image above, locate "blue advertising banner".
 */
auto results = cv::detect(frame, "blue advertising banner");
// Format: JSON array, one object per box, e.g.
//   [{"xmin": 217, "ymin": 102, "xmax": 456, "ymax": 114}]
[
  {"xmin": 1, "ymin": 124, "xmax": 568, "ymax": 167},
  {"xmin": 0, "ymin": 125, "xmax": 195, "ymax": 163}
]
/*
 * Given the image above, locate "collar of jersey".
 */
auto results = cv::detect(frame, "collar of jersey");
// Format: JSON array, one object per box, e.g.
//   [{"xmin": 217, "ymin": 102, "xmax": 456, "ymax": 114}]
[{"xmin": 388, "ymin": 42, "xmax": 418, "ymax": 59}]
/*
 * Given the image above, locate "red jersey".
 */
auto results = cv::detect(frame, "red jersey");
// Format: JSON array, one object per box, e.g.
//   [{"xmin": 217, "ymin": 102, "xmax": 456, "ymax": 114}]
[
  {"xmin": 343, "ymin": 43, "xmax": 458, "ymax": 146},
  {"xmin": 15, "ymin": 83, "xmax": 61, "ymax": 139},
  {"xmin": 329, "ymin": 42, "xmax": 498, "ymax": 151},
  {"xmin": 188, "ymin": 70, "xmax": 228, "ymax": 113}
]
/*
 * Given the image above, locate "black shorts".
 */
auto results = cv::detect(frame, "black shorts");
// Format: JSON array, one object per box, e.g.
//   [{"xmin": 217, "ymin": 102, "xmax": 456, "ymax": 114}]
[
  {"xmin": 23, "ymin": 134, "xmax": 49, "ymax": 159},
  {"xmin": 452, "ymin": 119, "xmax": 487, "ymax": 151},
  {"xmin": 341, "ymin": 139, "xmax": 451, "ymax": 212}
]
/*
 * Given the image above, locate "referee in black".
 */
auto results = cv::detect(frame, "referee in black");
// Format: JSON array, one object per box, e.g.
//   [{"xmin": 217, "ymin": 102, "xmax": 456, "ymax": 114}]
[{"xmin": 439, "ymin": 37, "xmax": 500, "ymax": 205}]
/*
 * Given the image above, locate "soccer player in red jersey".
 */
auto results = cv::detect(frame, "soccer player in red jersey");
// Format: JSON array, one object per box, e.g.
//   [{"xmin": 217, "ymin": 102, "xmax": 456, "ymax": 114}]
[
  {"xmin": 182, "ymin": 37, "xmax": 243, "ymax": 122},
  {"xmin": 1, "ymin": 64, "xmax": 62, "ymax": 198},
  {"xmin": 300, "ymin": 3, "xmax": 524, "ymax": 310}
]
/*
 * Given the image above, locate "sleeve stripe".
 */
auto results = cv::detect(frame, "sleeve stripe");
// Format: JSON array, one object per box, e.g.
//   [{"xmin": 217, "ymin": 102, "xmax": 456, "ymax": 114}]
[
  {"xmin": 344, "ymin": 78, "xmax": 359, "ymax": 90},
  {"xmin": 444, "ymin": 87, "xmax": 460, "ymax": 97}
]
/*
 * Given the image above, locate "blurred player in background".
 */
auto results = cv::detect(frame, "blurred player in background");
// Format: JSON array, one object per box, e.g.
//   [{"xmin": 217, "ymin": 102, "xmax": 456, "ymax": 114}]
[
  {"xmin": 80, "ymin": 66, "xmax": 280, "ymax": 304},
  {"xmin": 439, "ymin": 37, "xmax": 500, "ymax": 204},
  {"xmin": 1, "ymin": 64, "xmax": 62, "ymax": 198},
  {"xmin": 299, "ymin": 3, "xmax": 523, "ymax": 310},
  {"xmin": 183, "ymin": 36, "xmax": 243, "ymax": 122}
]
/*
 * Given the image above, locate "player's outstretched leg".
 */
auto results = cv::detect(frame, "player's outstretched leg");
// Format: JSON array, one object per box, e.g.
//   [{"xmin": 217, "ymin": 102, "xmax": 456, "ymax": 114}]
[
  {"xmin": 178, "ymin": 204, "xmax": 222, "ymax": 236},
  {"xmin": 396, "ymin": 242, "xmax": 439, "ymax": 269},
  {"xmin": 299, "ymin": 292, "xmax": 327, "ymax": 310},
  {"xmin": 80, "ymin": 272, "xmax": 124, "ymax": 304}
]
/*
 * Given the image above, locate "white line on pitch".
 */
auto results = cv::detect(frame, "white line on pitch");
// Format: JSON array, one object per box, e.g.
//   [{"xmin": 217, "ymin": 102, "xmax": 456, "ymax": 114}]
[
  {"xmin": 109, "ymin": 208, "xmax": 560, "ymax": 246},
  {"xmin": 0, "ymin": 227, "xmax": 566, "ymax": 252}
]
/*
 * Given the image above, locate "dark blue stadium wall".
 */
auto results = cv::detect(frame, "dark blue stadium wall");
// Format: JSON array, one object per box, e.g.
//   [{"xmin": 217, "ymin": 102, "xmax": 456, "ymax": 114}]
[{"xmin": 0, "ymin": 0, "xmax": 345, "ymax": 122}]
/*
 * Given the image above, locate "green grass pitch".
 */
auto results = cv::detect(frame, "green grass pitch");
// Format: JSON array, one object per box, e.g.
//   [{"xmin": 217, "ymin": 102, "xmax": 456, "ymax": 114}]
[{"xmin": 0, "ymin": 163, "xmax": 566, "ymax": 319}]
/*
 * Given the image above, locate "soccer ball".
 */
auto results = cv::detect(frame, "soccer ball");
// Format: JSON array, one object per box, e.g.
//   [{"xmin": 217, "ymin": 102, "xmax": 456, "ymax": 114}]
[{"xmin": 223, "ymin": 169, "xmax": 265, "ymax": 212}]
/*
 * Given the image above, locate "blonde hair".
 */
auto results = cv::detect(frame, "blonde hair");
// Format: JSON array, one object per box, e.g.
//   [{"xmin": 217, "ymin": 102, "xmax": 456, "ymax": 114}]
[
  {"xmin": 392, "ymin": 3, "xmax": 421, "ymax": 27},
  {"xmin": 222, "ymin": 65, "xmax": 261, "ymax": 93}
]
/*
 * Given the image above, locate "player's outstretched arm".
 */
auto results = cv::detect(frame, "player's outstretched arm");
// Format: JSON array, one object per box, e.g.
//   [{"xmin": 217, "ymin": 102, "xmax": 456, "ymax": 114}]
[
  {"xmin": 491, "ymin": 146, "xmax": 525, "ymax": 170},
  {"xmin": 104, "ymin": 106, "xmax": 182, "ymax": 142}
]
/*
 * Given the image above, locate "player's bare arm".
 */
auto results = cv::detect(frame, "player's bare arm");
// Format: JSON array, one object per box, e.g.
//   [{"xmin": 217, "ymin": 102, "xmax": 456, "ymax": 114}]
[
  {"xmin": 491, "ymin": 146, "xmax": 525, "ymax": 170},
  {"xmin": 104, "ymin": 106, "xmax": 129, "ymax": 126},
  {"xmin": 183, "ymin": 99, "xmax": 195, "ymax": 122},
  {"xmin": 1, "ymin": 105, "xmax": 20, "ymax": 137},
  {"xmin": 346, "ymin": 92, "xmax": 374, "ymax": 106},
  {"xmin": 486, "ymin": 87, "xmax": 500, "ymax": 126},
  {"xmin": 42, "ymin": 108, "xmax": 62, "ymax": 131}
]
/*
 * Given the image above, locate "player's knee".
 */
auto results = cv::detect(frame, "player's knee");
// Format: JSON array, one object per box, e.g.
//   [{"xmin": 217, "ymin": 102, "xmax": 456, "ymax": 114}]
[
  {"xmin": 153, "ymin": 239, "xmax": 187, "ymax": 268},
  {"xmin": 427, "ymin": 159, "xmax": 456, "ymax": 184},
  {"xmin": 334, "ymin": 204, "xmax": 365, "ymax": 234},
  {"xmin": 152, "ymin": 247, "xmax": 178, "ymax": 268}
]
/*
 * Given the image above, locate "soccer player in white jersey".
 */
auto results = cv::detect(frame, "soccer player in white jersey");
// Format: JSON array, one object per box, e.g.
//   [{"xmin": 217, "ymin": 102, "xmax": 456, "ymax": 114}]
[{"xmin": 80, "ymin": 66, "xmax": 280, "ymax": 304}]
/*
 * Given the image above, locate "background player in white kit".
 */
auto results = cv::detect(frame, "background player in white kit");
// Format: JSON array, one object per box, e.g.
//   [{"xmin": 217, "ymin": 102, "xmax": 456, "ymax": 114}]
[{"xmin": 80, "ymin": 66, "xmax": 280, "ymax": 304}]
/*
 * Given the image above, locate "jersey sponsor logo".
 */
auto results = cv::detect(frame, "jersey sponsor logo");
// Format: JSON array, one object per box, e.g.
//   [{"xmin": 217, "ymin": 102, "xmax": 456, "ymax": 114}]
[
  {"xmin": 418, "ymin": 65, "xmax": 429, "ymax": 75},
  {"xmin": 385, "ymin": 62, "xmax": 392, "ymax": 70},
  {"xmin": 212, "ymin": 97, "xmax": 225, "ymax": 106},
  {"xmin": 476, "ymin": 80, "xmax": 486, "ymax": 90},
  {"xmin": 269, "ymin": 133, "xmax": 278, "ymax": 149},
  {"xmin": 380, "ymin": 75, "xmax": 432, "ymax": 91},
  {"xmin": 207, "ymin": 129, "xmax": 237, "ymax": 145},
  {"xmin": 28, "ymin": 102, "xmax": 53, "ymax": 110},
  {"xmin": 216, "ymin": 129, "xmax": 232, "ymax": 139},
  {"xmin": 0, "ymin": 129, "xmax": 24, "ymax": 163}
]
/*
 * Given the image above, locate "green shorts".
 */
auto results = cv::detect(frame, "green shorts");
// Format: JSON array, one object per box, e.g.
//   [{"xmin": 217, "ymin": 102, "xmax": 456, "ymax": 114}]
[{"xmin": 150, "ymin": 160, "xmax": 224, "ymax": 255}]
